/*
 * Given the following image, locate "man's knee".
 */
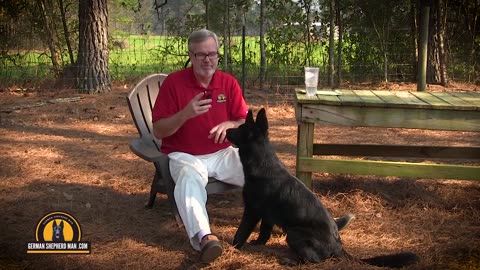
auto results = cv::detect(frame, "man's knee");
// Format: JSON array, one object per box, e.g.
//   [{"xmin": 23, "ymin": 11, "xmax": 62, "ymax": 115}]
[{"xmin": 169, "ymin": 152, "xmax": 208, "ymax": 184}]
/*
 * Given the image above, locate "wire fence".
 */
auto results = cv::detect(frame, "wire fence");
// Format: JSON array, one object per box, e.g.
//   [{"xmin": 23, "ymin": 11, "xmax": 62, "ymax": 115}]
[{"xmin": 0, "ymin": 21, "xmax": 477, "ymax": 91}]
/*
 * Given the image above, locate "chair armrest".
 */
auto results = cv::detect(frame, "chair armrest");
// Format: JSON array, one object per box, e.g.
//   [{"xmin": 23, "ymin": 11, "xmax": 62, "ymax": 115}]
[{"xmin": 129, "ymin": 138, "xmax": 165, "ymax": 162}]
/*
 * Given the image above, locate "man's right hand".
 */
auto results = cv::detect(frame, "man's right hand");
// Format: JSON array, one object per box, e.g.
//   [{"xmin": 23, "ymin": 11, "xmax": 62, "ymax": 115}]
[
  {"xmin": 152, "ymin": 92, "xmax": 212, "ymax": 139},
  {"xmin": 183, "ymin": 92, "xmax": 212, "ymax": 119}
]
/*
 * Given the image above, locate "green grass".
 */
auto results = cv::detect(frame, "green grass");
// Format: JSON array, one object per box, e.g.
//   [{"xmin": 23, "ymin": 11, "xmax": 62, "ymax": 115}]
[
  {"xmin": 2, "ymin": 34, "xmax": 473, "ymax": 87},
  {"xmin": 0, "ymin": 35, "xmax": 330, "ymax": 85}
]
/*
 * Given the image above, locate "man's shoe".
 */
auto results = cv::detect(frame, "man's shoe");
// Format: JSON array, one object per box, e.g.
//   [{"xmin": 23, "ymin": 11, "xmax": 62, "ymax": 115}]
[
  {"xmin": 335, "ymin": 213, "xmax": 355, "ymax": 231},
  {"xmin": 199, "ymin": 234, "xmax": 223, "ymax": 263}
]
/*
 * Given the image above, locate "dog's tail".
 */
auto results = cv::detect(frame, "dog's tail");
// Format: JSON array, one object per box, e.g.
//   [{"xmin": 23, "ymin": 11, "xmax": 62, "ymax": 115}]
[
  {"xmin": 343, "ymin": 250, "xmax": 419, "ymax": 268},
  {"xmin": 362, "ymin": 252, "xmax": 419, "ymax": 268}
]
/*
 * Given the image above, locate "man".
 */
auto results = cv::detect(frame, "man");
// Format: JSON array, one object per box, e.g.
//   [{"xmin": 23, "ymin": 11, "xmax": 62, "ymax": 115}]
[
  {"xmin": 152, "ymin": 29, "xmax": 354, "ymax": 263},
  {"xmin": 152, "ymin": 29, "xmax": 247, "ymax": 263}
]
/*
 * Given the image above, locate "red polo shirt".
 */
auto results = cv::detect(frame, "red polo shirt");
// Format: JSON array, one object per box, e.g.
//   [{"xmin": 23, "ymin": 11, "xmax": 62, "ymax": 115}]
[{"xmin": 152, "ymin": 67, "xmax": 248, "ymax": 155}]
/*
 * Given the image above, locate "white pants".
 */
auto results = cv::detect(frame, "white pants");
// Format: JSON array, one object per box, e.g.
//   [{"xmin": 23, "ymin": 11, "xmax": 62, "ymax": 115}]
[{"xmin": 168, "ymin": 146, "xmax": 244, "ymax": 251}]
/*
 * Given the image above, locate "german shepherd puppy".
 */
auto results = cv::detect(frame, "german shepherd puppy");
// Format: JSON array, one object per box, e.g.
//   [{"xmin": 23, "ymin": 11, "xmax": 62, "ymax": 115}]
[{"xmin": 226, "ymin": 108, "xmax": 418, "ymax": 268}]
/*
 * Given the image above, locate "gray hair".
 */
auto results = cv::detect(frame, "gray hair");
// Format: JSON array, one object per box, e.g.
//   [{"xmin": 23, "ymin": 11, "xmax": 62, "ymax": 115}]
[{"xmin": 188, "ymin": 29, "xmax": 220, "ymax": 51}]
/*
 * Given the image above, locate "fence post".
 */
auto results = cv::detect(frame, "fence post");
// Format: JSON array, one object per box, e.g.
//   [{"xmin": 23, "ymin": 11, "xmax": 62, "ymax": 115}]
[
  {"xmin": 417, "ymin": 2, "xmax": 430, "ymax": 92},
  {"xmin": 242, "ymin": 16, "xmax": 246, "ymax": 97}
]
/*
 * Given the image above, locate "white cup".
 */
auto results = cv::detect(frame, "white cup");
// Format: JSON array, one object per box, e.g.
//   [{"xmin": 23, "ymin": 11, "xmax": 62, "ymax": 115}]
[{"xmin": 304, "ymin": 67, "xmax": 319, "ymax": 96}]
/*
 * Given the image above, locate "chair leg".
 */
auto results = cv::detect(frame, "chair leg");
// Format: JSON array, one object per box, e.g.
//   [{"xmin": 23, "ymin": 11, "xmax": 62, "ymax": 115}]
[
  {"xmin": 162, "ymin": 170, "xmax": 183, "ymax": 227},
  {"xmin": 145, "ymin": 170, "xmax": 160, "ymax": 208}
]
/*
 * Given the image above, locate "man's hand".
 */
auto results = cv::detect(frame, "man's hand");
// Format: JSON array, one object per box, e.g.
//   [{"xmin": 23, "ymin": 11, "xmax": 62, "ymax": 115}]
[
  {"xmin": 183, "ymin": 92, "xmax": 212, "ymax": 119},
  {"xmin": 208, "ymin": 119, "xmax": 244, "ymax": 144},
  {"xmin": 152, "ymin": 92, "xmax": 211, "ymax": 139}
]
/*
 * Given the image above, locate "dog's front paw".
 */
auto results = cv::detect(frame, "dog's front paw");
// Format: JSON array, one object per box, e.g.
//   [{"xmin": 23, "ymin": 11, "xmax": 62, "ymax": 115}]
[{"xmin": 231, "ymin": 241, "xmax": 243, "ymax": 250}]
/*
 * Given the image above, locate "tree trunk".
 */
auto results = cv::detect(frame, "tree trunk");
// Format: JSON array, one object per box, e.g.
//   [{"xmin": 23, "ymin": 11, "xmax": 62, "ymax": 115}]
[
  {"xmin": 466, "ymin": 0, "xmax": 478, "ymax": 83},
  {"xmin": 427, "ymin": 0, "xmax": 442, "ymax": 84},
  {"xmin": 383, "ymin": 50, "xmax": 388, "ymax": 83},
  {"xmin": 383, "ymin": 23, "xmax": 390, "ymax": 83},
  {"xmin": 417, "ymin": 0, "xmax": 430, "ymax": 91},
  {"xmin": 369, "ymin": 15, "xmax": 388, "ymax": 83},
  {"xmin": 77, "ymin": 0, "xmax": 110, "ymax": 93},
  {"xmin": 411, "ymin": 0, "xmax": 418, "ymax": 81},
  {"xmin": 328, "ymin": 0, "xmax": 335, "ymax": 86},
  {"xmin": 305, "ymin": 0, "xmax": 312, "ymax": 66},
  {"xmin": 37, "ymin": 0, "xmax": 61, "ymax": 76},
  {"xmin": 259, "ymin": 0, "xmax": 266, "ymax": 92},
  {"xmin": 58, "ymin": 0, "xmax": 74, "ymax": 65},
  {"xmin": 222, "ymin": 0, "xmax": 229, "ymax": 71},
  {"xmin": 205, "ymin": 0, "xmax": 209, "ymax": 29},
  {"xmin": 436, "ymin": 0, "xmax": 447, "ymax": 86},
  {"xmin": 335, "ymin": 0, "xmax": 342, "ymax": 87}
]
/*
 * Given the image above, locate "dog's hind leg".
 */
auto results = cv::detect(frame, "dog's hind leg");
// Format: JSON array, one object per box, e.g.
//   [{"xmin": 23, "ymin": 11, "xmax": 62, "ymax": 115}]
[
  {"xmin": 233, "ymin": 207, "xmax": 261, "ymax": 249},
  {"xmin": 250, "ymin": 220, "xmax": 273, "ymax": 245}
]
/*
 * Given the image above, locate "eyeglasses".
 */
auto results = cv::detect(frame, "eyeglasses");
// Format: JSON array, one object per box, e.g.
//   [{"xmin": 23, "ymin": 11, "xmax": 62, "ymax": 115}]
[{"xmin": 193, "ymin": 51, "xmax": 219, "ymax": 60}]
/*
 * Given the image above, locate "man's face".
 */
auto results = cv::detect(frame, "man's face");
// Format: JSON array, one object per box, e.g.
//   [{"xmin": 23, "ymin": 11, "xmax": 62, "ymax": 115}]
[{"xmin": 189, "ymin": 37, "xmax": 219, "ymax": 79}]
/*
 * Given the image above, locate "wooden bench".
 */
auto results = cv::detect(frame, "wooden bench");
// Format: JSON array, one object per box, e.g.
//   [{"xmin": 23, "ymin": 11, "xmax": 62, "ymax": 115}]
[
  {"xmin": 295, "ymin": 89, "xmax": 480, "ymax": 189},
  {"xmin": 126, "ymin": 73, "xmax": 239, "ymax": 225}
]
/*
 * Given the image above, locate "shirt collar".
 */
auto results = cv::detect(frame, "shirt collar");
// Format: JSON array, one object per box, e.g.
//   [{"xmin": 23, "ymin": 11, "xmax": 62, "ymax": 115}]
[{"xmin": 186, "ymin": 67, "xmax": 221, "ymax": 90}]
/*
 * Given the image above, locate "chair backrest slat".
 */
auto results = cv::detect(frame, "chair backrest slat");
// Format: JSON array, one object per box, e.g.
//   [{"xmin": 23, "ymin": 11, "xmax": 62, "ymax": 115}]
[{"xmin": 127, "ymin": 73, "xmax": 168, "ymax": 147}]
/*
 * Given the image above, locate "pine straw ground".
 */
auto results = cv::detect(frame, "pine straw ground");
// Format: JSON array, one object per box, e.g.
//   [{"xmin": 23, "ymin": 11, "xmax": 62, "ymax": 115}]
[{"xmin": 0, "ymin": 82, "xmax": 479, "ymax": 270}]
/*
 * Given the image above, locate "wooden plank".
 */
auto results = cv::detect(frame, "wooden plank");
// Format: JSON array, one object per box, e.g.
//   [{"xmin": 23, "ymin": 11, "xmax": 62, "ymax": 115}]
[
  {"xmin": 300, "ymin": 104, "xmax": 480, "ymax": 131},
  {"xmin": 297, "ymin": 157, "xmax": 480, "ymax": 181},
  {"xmin": 372, "ymin": 91, "xmax": 406, "ymax": 106},
  {"xmin": 295, "ymin": 90, "xmax": 319, "ymax": 103},
  {"xmin": 315, "ymin": 91, "xmax": 342, "ymax": 105},
  {"xmin": 295, "ymin": 102, "xmax": 302, "ymax": 122},
  {"xmin": 353, "ymin": 90, "xmax": 386, "ymax": 106},
  {"xmin": 337, "ymin": 90, "xmax": 365, "ymax": 106},
  {"xmin": 393, "ymin": 91, "xmax": 430, "ymax": 108},
  {"xmin": 410, "ymin": 91, "xmax": 452, "ymax": 109},
  {"xmin": 313, "ymin": 144, "xmax": 480, "ymax": 159},
  {"xmin": 430, "ymin": 92, "xmax": 475, "ymax": 109},
  {"xmin": 297, "ymin": 91, "xmax": 480, "ymax": 110},
  {"xmin": 296, "ymin": 122, "xmax": 314, "ymax": 189},
  {"xmin": 450, "ymin": 92, "xmax": 480, "ymax": 109},
  {"xmin": 302, "ymin": 104, "xmax": 364, "ymax": 126}
]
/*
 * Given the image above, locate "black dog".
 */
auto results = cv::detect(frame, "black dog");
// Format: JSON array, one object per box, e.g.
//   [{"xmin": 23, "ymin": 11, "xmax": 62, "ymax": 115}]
[
  {"xmin": 226, "ymin": 108, "xmax": 418, "ymax": 267},
  {"xmin": 52, "ymin": 220, "xmax": 65, "ymax": 242}
]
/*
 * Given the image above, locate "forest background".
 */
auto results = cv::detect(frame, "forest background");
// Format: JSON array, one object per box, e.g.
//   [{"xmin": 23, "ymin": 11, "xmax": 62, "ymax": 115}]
[{"xmin": 0, "ymin": 0, "xmax": 478, "ymax": 93}]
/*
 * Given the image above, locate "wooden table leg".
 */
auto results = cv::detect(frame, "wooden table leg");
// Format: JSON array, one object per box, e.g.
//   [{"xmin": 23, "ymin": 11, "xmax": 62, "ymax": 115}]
[{"xmin": 296, "ymin": 121, "xmax": 314, "ymax": 189}]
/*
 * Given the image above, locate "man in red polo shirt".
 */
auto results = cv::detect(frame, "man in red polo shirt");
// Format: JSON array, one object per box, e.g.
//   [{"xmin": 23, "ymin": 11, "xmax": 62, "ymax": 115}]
[
  {"xmin": 152, "ymin": 29, "xmax": 355, "ymax": 264},
  {"xmin": 152, "ymin": 29, "xmax": 248, "ymax": 263}
]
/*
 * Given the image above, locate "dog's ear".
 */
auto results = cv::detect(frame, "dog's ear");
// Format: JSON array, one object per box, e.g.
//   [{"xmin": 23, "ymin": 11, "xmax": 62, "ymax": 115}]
[
  {"xmin": 255, "ymin": 108, "xmax": 268, "ymax": 133},
  {"xmin": 60, "ymin": 220, "xmax": 64, "ymax": 228},
  {"xmin": 246, "ymin": 109, "xmax": 254, "ymax": 126}
]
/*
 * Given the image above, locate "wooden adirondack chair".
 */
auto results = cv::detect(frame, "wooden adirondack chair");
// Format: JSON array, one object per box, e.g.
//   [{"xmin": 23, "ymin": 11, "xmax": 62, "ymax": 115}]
[{"xmin": 126, "ymin": 73, "xmax": 239, "ymax": 226}]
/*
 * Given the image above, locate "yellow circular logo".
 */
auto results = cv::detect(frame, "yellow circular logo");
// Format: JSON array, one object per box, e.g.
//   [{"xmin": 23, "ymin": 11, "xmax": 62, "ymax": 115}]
[{"xmin": 35, "ymin": 212, "xmax": 81, "ymax": 242}]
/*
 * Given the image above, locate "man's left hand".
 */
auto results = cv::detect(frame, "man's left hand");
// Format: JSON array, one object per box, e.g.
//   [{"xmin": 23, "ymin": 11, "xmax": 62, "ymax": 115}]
[{"xmin": 208, "ymin": 121, "xmax": 236, "ymax": 144}]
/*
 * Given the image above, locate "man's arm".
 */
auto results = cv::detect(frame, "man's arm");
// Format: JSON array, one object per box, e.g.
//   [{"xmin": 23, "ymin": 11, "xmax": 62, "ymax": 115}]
[
  {"xmin": 153, "ymin": 92, "xmax": 212, "ymax": 139},
  {"xmin": 152, "ymin": 111, "xmax": 189, "ymax": 139}
]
